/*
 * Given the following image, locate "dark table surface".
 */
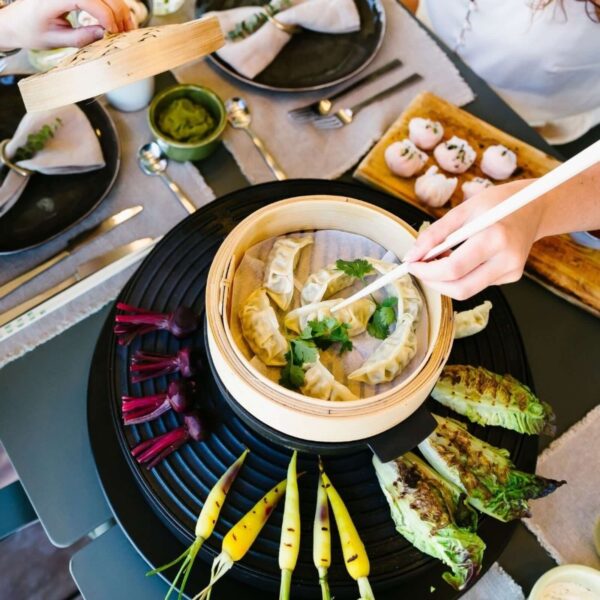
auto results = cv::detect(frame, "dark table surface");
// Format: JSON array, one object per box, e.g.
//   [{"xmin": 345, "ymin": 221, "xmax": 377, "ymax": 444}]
[{"xmin": 1, "ymin": 3, "xmax": 599, "ymax": 599}]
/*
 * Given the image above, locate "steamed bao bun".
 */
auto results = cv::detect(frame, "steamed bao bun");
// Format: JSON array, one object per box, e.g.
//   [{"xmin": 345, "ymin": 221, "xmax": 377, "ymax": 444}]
[
  {"xmin": 415, "ymin": 166, "xmax": 457, "ymax": 208},
  {"xmin": 433, "ymin": 136, "xmax": 476, "ymax": 174},
  {"xmin": 384, "ymin": 139, "xmax": 428, "ymax": 178},
  {"xmin": 462, "ymin": 177, "xmax": 493, "ymax": 200},
  {"xmin": 481, "ymin": 145, "xmax": 518, "ymax": 180},
  {"xmin": 408, "ymin": 117, "xmax": 444, "ymax": 150}
]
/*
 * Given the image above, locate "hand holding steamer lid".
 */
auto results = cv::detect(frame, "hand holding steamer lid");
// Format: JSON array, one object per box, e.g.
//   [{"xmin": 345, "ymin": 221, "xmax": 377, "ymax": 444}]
[{"xmin": 18, "ymin": 16, "xmax": 225, "ymax": 112}]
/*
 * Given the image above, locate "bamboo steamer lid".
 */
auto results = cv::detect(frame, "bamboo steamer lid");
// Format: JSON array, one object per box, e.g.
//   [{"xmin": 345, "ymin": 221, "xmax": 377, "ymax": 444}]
[{"xmin": 18, "ymin": 16, "xmax": 224, "ymax": 112}]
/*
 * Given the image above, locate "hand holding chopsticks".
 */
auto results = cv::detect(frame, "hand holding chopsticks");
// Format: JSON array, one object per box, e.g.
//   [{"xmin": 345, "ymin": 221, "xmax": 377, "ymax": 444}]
[{"xmin": 333, "ymin": 139, "xmax": 600, "ymax": 311}]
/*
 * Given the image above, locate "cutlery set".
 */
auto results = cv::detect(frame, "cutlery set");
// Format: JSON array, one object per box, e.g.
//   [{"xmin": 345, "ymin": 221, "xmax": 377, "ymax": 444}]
[
  {"xmin": 219, "ymin": 60, "xmax": 422, "ymax": 180},
  {"xmin": 0, "ymin": 206, "xmax": 151, "ymax": 334}
]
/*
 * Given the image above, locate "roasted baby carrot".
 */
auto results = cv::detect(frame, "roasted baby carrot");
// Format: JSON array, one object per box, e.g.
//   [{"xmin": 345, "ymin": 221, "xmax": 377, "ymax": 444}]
[
  {"xmin": 194, "ymin": 476, "xmax": 288, "ymax": 599},
  {"xmin": 147, "ymin": 449, "xmax": 249, "ymax": 600},
  {"xmin": 313, "ymin": 472, "xmax": 332, "ymax": 600},
  {"xmin": 320, "ymin": 462, "xmax": 375, "ymax": 600},
  {"xmin": 279, "ymin": 451, "xmax": 300, "ymax": 600}
]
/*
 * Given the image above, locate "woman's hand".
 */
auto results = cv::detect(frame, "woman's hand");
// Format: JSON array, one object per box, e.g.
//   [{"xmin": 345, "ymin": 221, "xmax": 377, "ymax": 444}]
[
  {"xmin": 1, "ymin": 0, "xmax": 134, "ymax": 50},
  {"xmin": 404, "ymin": 179, "xmax": 543, "ymax": 300}
]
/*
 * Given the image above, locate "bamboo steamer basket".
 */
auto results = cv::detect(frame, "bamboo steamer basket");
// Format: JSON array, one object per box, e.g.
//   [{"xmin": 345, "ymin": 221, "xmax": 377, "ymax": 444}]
[{"xmin": 205, "ymin": 195, "xmax": 454, "ymax": 447}]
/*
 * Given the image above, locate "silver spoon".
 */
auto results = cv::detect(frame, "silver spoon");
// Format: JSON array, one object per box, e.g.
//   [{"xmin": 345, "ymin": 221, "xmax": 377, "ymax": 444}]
[
  {"xmin": 225, "ymin": 97, "xmax": 287, "ymax": 181},
  {"xmin": 137, "ymin": 142, "xmax": 196, "ymax": 214}
]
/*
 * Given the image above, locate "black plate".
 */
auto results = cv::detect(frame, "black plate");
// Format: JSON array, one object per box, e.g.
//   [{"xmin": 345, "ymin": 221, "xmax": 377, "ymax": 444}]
[
  {"xmin": 88, "ymin": 180, "xmax": 538, "ymax": 599},
  {"xmin": 197, "ymin": 0, "xmax": 385, "ymax": 92},
  {"xmin": 0, "ymin": 75, "xmax": 120, "ymax": 254}
]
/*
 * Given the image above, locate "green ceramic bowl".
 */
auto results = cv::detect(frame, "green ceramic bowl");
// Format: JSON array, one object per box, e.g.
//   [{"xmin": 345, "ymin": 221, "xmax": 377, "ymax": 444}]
[{"xmin": 148, "ymin": 84, "xmax": 226, "ymax": 162}]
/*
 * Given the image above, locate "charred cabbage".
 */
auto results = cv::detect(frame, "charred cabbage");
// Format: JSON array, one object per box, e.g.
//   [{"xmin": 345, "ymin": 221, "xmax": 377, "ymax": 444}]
[
  {"xmin": 373, "ymin": 452, "xmax": 485, "ymax": 590},
  {"xmin": 419, "ymin": 415, "xmax": 565, "ymax": 522},
  {"xmin": 431, "ymin": 365, "xmax": 556, "ymax": 436}
]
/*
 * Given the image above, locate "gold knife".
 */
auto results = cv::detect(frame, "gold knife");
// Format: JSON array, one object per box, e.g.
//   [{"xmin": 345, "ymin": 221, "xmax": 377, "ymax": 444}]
[
  {"xmin": 0, "ymin": 205, "xmax": 143, "ymax": 300},
  {"xmin": 0, "ymin": 237, "xmax": 154, "ymax": 328}
]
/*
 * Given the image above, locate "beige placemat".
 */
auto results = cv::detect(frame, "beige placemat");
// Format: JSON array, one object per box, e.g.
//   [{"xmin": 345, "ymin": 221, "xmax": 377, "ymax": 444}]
[
  {"xmin": 174, "ymin": 0, "xmax": 474, "ymax": 183},
  {"xmin": 464, "ymin": 563, "xmax": 525, "ymax": 600},
  {"xmin": 524, "ymin": 404, "xmax": 600, "ymax": 568},
  {"xmin": 0, "ymin": 102, "xmax": 214, "ymax": 369}
]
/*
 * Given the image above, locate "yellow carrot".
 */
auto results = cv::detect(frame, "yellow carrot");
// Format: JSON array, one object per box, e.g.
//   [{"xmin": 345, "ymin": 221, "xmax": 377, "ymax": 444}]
[
  {"xmin": 313, "ymin": 473, "xmax": 332, "ymax": 600},
  {"xmin": 279, "ymin": 451, "xmax": 300, "ymax": 600},
  {"xmin": 147, "ymin": 449, "xmax": 249, "ymax": 600},
  {"xmin": 320, "ymin": 464, "xmax": 375, "ymax": 600},
  {"xmin": 194, "ymin": 477, "xmax": 288, "ymax": 600}
]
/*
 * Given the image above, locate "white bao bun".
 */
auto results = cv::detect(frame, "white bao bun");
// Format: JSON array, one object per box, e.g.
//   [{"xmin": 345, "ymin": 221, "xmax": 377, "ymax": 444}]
[
  {"xmin": 408, "ymin": 117, "xmax": 444, "ymax": 150},
  {"xmin": 384, "ymin": 139, "xmax": 428, "ymax": 178},
  {"xmin": 433, "ymin": 136, "xmax": 476, "ymax": 174}
]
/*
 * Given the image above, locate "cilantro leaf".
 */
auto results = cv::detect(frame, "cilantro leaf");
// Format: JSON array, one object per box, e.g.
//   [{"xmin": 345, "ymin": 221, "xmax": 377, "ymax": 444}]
[
  {"xmin": 279, "ymin": 339, "xmax": 317, "ymax": 390},
  {"xmin": 279, "ymin": 356, "xmax": 305, "ymax": 390},
  {"xmin": 367, "ymin": 296, "xmax": 398, "ymax": 340},
  {"xmin": 335, "ymin": 258, "xmax": 374, "ymax": 281},
  {"xmin": 306, "ymin": 318, "xmax": 353, "ymax": 354},
  {"xmin": 291, "ymin": 338, "xmax": 317, "ymax": 366}
]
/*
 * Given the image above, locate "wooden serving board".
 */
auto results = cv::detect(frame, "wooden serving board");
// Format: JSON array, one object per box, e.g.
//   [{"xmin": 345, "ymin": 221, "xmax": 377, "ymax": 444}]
[{"xmin": 355, "ymin": 92, "xmax": 600, "ymax": 317}]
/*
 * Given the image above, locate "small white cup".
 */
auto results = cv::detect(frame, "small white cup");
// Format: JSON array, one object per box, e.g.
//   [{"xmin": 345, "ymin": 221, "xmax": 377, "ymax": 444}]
[{"xmin": 105, "ymin": 77, "xmax": 155, "ymax": 112}]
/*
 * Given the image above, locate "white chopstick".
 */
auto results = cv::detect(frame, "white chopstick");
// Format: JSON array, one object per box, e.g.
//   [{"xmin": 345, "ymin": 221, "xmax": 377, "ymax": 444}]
[{"xmin": 333, "ymin": 139, "xmax": 600, "ymax": 312}]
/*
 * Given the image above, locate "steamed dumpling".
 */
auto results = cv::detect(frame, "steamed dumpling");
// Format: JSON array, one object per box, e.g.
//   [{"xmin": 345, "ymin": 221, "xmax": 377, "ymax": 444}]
[
  {"xmin": 239, "ymin": 288, "xmax": 288, "ymax": 366},
  {"xmin": 263, "ymin": 235, "xmax": 313, "ymax": 310},
  {"xmin": 301, "ymin": 358, "xmax": 357, "ymax": 401},
  {"xmin": 415, "ymin": 166, "xmax": 457, "ymax": 207},
  {"xmin": 301, "ymin": 262, "xmax": 358, "ymax": 305},
  {"xmin": 480, "ymin": 145, "xmax": 517, "ymax": 180},
  {"xmin": 408, "ymin": 117, "xmax": 444, "ymax": 150},
  {"xmin": 462, "ymin": 177, "xmax": 493, "ymax": 200},
  {"xmin": 349, "ymin": 313, "xmax": 417, "ymax": 384},
  {"xmin": 285, "ymin": 297, "xmax": 376, "ymax": 337},
  {"xmin": 385, "ymin": 139, "xmax": 428, "ymax": 178},
  {"xmin": 433, "ymin": 136, "xmax": 476, "ymax": 174},
  {"xmin": 454, "ymin": 301, "xmax": 493, "ymax": 339},
  {"xmin": 366, "ymin": 257, "xmax": 423, "ymax": 321}
]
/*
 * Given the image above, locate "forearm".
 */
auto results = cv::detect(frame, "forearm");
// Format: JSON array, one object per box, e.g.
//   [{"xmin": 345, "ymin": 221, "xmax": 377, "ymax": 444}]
[
  {"xmin": 0, "ymin": 2, "xmax": 20, "ymax": 50},
  {"xmin": 536, "ymin": 162, "xmax": 600, "ymax": 240}
]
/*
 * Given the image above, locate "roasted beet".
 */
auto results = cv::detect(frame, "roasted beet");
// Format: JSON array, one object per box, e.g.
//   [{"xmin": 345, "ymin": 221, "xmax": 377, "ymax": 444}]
[
  {"xmin": 131, "ymin": 412, "xmax": 208, "ymax": 469},
  {"xmin": 114, "ymin": 303, "xmax": 199, "ymax": 345},
  {"xmin": 129, "ymin": 347, "xmax": 201, "ymax": 383},
  {"xmin": 121, "ymin": 380, "xmax": 196, "ymax": 425}
]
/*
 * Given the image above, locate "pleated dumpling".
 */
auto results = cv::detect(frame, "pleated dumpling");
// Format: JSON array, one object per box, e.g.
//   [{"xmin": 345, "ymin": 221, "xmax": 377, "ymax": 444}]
[
  {"xmin": 284, "ymin": 297, "xmax": 376, "ymax": 337},
  {"xmin": 349, "ymin": 313, "xmax": 418, "ymax": 384},
  {"xmin": 301, "ymin": 262, "xmax": 357, "ymax": 305},
  {"xmin": 454, "ymin": 301, "xmax": 492, "ymax": 339},
  {"xmin": 263, "ymin": 235, "xmax": 313, "ymax": 310},
  {"xmin": 366, "ymin": 257, "xmax": 423, "ymax": 321},
  {"xmin": 300, "ymin": 359, "xmax": 357, "ymax": 401},
  {"xmin": 239, "ymin": 288, "xmax": 288, "ymax": 366}
]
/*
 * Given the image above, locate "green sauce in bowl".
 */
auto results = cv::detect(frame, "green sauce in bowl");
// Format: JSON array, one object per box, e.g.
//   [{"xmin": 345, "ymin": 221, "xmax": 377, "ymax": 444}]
[{"xmin": 158, "ymin": 98, "xmax": 216, "ymax": 143}]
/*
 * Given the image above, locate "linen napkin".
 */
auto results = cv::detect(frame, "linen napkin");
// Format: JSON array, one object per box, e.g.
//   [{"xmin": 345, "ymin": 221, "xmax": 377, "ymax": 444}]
[
  {"xmin": 524, "ymin": 404, "xmax": 600, "ymax": 569},
  {"xmin": 209, "ymin": 0, "xmax": 361, "ymax": 79},
  {"xmin": 175, "ymin": 0, "xmax": 474, "ymax": 182},
  {"xmin": 463, "ymin": 563, "xmax": 525, "ymax": 600},
  {"xmin": 0, "ymin": 104, "xmax": 105, "ymax": 218}
]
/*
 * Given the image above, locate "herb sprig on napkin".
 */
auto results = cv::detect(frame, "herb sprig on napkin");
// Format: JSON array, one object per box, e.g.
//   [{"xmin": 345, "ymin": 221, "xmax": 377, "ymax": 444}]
[
  {"xmin": 227, "ymin": 0, "xmax": 292, "ymax": 41},
  {"xmin": 13, "ymin": 118, "xmax": 62, "ymax": 162}
]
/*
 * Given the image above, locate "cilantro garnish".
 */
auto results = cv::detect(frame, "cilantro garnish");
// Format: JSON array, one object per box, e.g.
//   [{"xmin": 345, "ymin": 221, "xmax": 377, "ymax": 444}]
[
  {"xmin": 279, "ymin": 338, "xmax": 317, "ymax": 390},
  {"xmin": 367, "ymin": 296, "xmax": 398, "ymax": 340},
  {"xmin": 303, "ymin": 317, "xmax": 352, "ymax": 354},
  {"xmin": 335, "ymin": 258, "xmax": 374, "ymax": 281}
]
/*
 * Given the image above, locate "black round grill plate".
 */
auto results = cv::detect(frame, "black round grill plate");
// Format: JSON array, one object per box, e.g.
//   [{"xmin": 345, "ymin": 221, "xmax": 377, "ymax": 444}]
[{"xmin": 88, "ymin": 180, "xmax": 538, "ymax": 600}]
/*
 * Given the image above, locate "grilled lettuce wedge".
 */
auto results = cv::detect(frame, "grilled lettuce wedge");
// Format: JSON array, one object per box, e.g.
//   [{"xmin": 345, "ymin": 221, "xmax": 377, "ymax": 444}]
[
  {"xmin": 419, "ymin": 415, "xmax": 565, "ymax": 522},
  {"xmin": 373, "ymin": 452, "xmax": 485, "ymax": 590},
  {"xmin": 431, "ymin": 365, "xmax": 556, "ymax": 436}
]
